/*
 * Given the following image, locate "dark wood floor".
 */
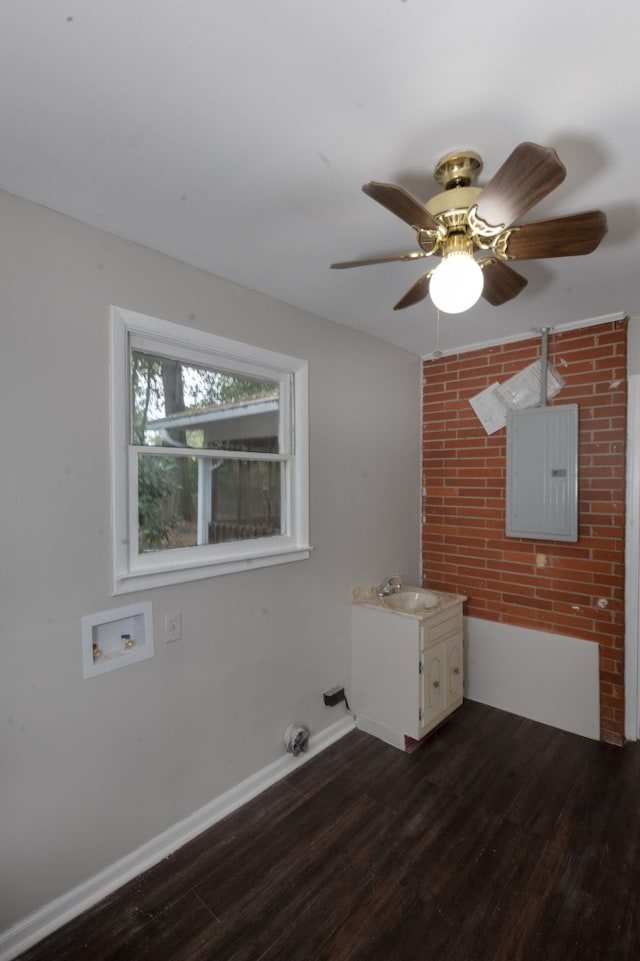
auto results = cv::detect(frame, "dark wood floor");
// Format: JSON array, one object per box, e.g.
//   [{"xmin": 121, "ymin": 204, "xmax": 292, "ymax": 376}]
[{"xmin": 17, "ymin": 700, "xmax": 640, "ymax": 961}]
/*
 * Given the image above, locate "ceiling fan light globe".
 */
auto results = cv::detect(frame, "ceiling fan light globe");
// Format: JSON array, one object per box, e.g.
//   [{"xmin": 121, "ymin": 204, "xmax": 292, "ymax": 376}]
[{"xmin": 429, "ymin": 252, "xmax": 484, "ymax": 314}]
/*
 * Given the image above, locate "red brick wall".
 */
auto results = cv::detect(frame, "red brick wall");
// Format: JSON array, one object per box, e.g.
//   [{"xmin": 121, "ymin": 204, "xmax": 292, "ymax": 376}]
[{"xmin": 421, "ymin": 318, "xmax": 628, "ymax": 745}]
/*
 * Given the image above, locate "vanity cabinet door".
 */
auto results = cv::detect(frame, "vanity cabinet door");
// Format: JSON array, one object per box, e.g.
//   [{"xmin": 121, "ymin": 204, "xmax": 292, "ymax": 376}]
[
  {"xmin": 420, "ymin": 641, "xmax": 446, "ymax": 732},
  {"xmin": 448, "ymin": 634, "xmax": 464, "ymax": 703}
]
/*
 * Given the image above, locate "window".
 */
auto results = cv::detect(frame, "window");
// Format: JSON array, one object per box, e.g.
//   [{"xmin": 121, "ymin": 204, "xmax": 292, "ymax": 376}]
[{"xmin": 111, "ymin": 307, "xmax": 310, "ymax": 593}]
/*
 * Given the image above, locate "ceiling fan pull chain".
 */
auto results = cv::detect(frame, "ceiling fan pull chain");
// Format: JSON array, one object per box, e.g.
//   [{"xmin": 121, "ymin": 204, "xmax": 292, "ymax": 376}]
[{"xmin": 433, "ymin": 308, "xmax": 443, "ymax": 359}]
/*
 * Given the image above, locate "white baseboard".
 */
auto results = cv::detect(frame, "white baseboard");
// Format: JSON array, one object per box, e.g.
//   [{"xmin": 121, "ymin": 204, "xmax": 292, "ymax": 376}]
[
  {"xmin": 465, "ymin": 616, "xmax": 600, "ymax": 740},
  {"xmin": 0, "ymin": 716, "xmax": 355, "ymax": 961}
]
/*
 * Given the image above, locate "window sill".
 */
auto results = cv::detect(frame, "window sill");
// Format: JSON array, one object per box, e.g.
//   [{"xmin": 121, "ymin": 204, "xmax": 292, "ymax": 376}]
[{"xmin": 113, "ymin": 545, "xmax": 313, "ymax": 594}]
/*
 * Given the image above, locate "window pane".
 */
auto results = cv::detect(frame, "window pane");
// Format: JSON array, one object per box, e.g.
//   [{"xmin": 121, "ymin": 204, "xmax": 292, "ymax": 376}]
[
  {"xmin": 137, "ymin": 453, "xmax": 282, "ymax": 553},
  {"xmin": 131, "ymin": 350, "xmax": 281, "ymax": 453}
]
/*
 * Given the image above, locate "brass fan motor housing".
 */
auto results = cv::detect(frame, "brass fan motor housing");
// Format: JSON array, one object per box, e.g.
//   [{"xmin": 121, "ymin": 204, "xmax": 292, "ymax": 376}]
[
  {"xmin": 423, "ymin": 152, "xmax": 511, "ymax": 256},
  {"xmin": 419, "ymin": 185, "xmax": 490, "ymax": 256},
  {"xmin": 433, "ymin": 150, "xmax": 483, "ymax": 189}
]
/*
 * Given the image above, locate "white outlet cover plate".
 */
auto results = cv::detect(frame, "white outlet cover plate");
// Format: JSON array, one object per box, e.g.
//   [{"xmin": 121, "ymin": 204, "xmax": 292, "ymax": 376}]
[{"xmin": 165, "ymin": 612, "xmax": 182, "ymax": 642}]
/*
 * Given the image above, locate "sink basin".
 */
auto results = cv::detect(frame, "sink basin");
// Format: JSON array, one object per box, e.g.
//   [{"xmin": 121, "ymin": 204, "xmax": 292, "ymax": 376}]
[{"xmin": 383, "ymin": 590, "xmax": 440, "ymax": 613}]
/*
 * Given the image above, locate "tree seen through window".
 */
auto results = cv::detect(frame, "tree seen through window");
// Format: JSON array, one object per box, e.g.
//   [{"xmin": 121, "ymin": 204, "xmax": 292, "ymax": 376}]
[{"xmin": 132, "ymin": 352, "xmax": 282, "ymax": 552}]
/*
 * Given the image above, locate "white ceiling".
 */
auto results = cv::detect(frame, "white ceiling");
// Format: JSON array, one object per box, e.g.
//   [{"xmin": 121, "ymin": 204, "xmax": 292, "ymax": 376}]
[{"xmin": 1, "ymin": 1, "xmax": 638, "ymax": 356}]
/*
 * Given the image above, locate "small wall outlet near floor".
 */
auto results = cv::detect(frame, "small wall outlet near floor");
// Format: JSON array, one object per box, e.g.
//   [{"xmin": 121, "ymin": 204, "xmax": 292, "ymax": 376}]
[
  {"xmin": 324, "ymin": 686, "xmax": 346, "ymax": 707},
  {"xmin": 165, "ymin": 611, "xmax": 182, "ymax": 643}
]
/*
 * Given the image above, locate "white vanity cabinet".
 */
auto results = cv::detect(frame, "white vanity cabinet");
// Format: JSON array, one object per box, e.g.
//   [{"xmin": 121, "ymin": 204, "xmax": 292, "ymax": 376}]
[{"xmin": 351, "ymin": 591, "xmax": 465, "ymax": 750}]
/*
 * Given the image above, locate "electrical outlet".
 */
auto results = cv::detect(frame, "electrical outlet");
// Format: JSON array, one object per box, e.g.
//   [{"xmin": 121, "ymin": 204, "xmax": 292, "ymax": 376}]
[
  {"xmin": 324, "ymin": 686, "xmax": 345, "ymax": 707},
  {"xmin": 165, "ymin": 611, "xmax": 182, "ymax": 643}
]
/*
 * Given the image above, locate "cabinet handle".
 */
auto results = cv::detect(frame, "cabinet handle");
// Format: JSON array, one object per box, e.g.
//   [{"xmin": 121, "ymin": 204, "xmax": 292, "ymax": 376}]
[
  {"xmin": 453, "ymin": 667, "xmax": 460, "ymax": 674},
  {"xmin": 433, "ymin": 680, "xmax": 440, "ymax": 688}
]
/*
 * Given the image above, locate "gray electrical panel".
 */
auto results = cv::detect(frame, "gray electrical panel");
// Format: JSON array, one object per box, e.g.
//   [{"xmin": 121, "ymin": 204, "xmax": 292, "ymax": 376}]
[{"xmin": 506, "ymin": 404, "xmax": 578, "ymax": 542}]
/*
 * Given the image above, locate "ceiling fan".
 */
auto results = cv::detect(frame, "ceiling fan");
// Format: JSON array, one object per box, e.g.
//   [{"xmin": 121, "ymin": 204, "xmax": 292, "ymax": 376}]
[{"xmin": 331, "ymin": 142, "xmax": 608, "ymax": 314}]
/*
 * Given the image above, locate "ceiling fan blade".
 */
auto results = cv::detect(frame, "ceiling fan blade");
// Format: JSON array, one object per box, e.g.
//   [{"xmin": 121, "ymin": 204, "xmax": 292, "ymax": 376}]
[
  {"xmin": 331, "ymin": 251, "xmax": 428, "ymax": 269},
  {"xmin": 474, "ymin": 142, "xmax": 567, "ymax": 230},
  {"xmin": 501, "ymin": 210, "xmax": 608, "ymax": 260},
  {"xmin": 393, "ymin": 272, "xmax": 431, "ymax": 311},
  {"xmin": 362, "ymin": 182, "xmax": 441, "ymax": 232},
  {"xmin": 480, "ymin": 259, "xmax": 528, "ymax": 306}
]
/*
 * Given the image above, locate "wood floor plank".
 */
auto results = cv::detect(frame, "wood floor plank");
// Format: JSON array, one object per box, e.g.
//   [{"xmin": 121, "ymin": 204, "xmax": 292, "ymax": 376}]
[
  {"xmin": 316, "ymin": 875, "xmax": 424, "ymax": 961},
  {"xmin": 15, "ymin": 701, "xmax": 640, "ymax": 961},
  {"xmin": 118, "ymin": 778, "xmax": 307, "ymax": 919},
  {"xmin": 97, "ymin": 892, "xmax": 219, "ymax": 961},
  {"xmin": 503, "ymin": 727, "xmax": 598, "ymax": 839},
  {"xmin": 529, "ymin": 855, "xmax": 640, "ymax": 961},
  {"xmin": 284, "ymin": 727, "xmax": 409, "ymax": 801},
  {"xmin": 562, "ymin": 743, "xmax": 640, "ymax": 879},
  {"xmin": 191, "ymin": 796, "xmax": 398, "ymax": 961},
  {"xmin": 341, "ymin": 896, "xmax": 454, "ymax": 961},
  {"xmin": 15, "ymin": 885, "xmax": 155, "ymax": 961},
  {"xmin": 418, "ymin": 817, "xmax": 552, "ymax": 961},
  {"xmin": 196, "ymin": 793, "xmax": 392, "ymax": 915}
]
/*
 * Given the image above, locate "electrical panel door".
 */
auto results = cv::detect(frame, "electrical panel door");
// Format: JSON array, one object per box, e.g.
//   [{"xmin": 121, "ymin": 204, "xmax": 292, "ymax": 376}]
[{"xmin": 506, "ymin": 404, "xmax": 578, "ymax": 542}]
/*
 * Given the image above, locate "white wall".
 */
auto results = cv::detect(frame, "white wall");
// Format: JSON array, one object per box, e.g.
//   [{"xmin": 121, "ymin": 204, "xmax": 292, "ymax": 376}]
[
  {"xmin": 0, "ymin": 189, "xmax": 421, "ymax": 933},
  {"xmin": 628, "ymin": 318, "xmax": 640, "ymax": 375},
  {"xmin": 625, "ymin": 318, "xmax": 640, "ymax": 739}
]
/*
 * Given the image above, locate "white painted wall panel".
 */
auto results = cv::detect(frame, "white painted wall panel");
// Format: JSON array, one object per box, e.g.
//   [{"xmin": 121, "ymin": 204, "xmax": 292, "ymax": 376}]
[
  {"xmin": 625, "ymin": 370, "xmax": 640, "ymax": 741},
  {"xmin": 465, "ymin": 616, "xmax": 600, "ymax": 740},
  {"xmin": 0, "ymin": 188, "xmax": 421, "ymax": 935}
]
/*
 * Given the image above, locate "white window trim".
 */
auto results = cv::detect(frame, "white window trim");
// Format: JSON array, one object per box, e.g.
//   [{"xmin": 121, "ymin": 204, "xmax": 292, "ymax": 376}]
[{"xmin": 110, "ymin": 306, "xmax": 311, "ymax": 594}]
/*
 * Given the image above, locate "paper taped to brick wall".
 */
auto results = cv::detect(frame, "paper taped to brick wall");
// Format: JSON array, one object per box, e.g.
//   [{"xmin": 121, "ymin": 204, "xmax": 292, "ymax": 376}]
[{"xmin": 469, "ymin": 360, "xmax": 565, "ymax": 435}]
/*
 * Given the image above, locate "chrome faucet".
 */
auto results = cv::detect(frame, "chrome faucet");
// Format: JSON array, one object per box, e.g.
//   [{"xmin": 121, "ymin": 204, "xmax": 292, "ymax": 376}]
[{"xmin": 377, "ymin": 574, "xmax": 403, "ymax": 597}]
